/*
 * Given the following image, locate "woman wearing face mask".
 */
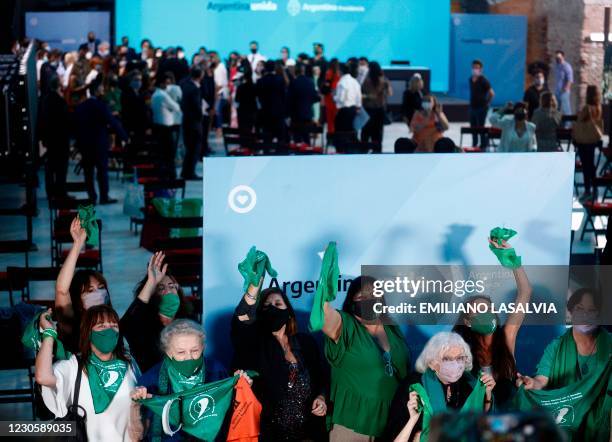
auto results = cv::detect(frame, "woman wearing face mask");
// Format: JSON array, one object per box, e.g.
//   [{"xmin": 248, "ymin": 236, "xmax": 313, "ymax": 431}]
[
  {"xmin": 55, "ymin": 217, "xmax": 112, "ymax": 353},
  {"xmin": 489, "ymin": 102, "xmax": 536, "ymax": 152},
  {"xmin": 232, "ymin": 285, "xmax": 328, "ymax": 441},
  {"xmin": 133, "ymin": 319, "xmax": 230, "ymax": 441},
  {"xmin": 322, "ymin": 276, "xmax": 410, "ymax": 441},
  {"xmin": 532, "ymin": 92, "xmax": 561, "ymax": 152},
  {"xmin": 385, "ymin": 332, "xmax": 495, "ymax": 441},
  {"xmin": 36, "ymin": 305, "xmax": 141, "ymax": 441},
  {"xmin": 452, "ymin": 236, "xmax": 532, "ymax": 408},
  {"xmin": 409, "ymin": 95, "xmax": 449, "ymax": 152},
  {"xmin": 120, "ymin": 252, "xmax": 194, "ymax": 372},
  {"xmin": 517, "ymin": 289, "xmax": 610, "ymax": 440}
]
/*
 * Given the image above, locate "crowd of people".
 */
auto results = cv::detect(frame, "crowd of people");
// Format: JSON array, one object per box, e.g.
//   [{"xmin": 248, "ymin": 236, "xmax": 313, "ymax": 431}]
[
  {"xmin": 25, "ymin": 219, "xmax": 611, "ymax": 441},
  {"xmin": 28, "ymin": 33, "xmax": 605, "ymax": 204}
]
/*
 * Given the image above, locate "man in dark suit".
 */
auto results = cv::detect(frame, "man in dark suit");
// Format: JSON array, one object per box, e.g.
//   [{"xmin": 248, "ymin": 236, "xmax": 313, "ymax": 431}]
[
  {"xmin": 78, "ymin": 31, "xmax": 100, "ymax": 56},
  {"xmin": 200, "ymin": 62, "xmax": 216, "ymax": 157},
  {"xmin": 180, "ymin": 66, "xmax": 204, "ymax": 180},
  {"xmin": 158, "ymin": 47, "xmax": 190, "ymax": 84},
  {"xmin": 39, "ymin": 76, "xmax": 70, "ymax": 200},
  {"xmin": 288, "ymin": 64, "xmax": 320, "ymax": 143},
  {"xmin": 121, "ymin": 69, "xmax": 150, "ymax": 162},
  {"xmin": 256, "ymin": 60, "xmax": 287, "ymax": 142},
  {"xmin": 120, "ymin": 36, "xmax": 138, "ymax": 61},
  {"xmin": 39, "ymin": 49, "xmax": 61, "ymax": 96},
  {"xmin": 74, "ymin": 79, "xmax": 127, "ymax": 204}
]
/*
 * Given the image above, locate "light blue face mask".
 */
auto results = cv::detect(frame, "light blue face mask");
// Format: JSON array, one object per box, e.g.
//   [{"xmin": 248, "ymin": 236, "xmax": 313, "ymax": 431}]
[{"xmin": 83, "ymin": 288, "xmax": 109, "ymax": 310}]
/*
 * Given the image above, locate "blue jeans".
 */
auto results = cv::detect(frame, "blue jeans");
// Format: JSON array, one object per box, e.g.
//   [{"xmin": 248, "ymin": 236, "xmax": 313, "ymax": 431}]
[
  {"xmin": 214, "ymin": 97, "xmax": 227, "ymax": 128},
  {"xmin": 469, "ymin": 106, "xmax": 488, "ymax": 148},
  {"xmin": 556, "ymin": 90, "xmax": 572, "ymax": 115}
]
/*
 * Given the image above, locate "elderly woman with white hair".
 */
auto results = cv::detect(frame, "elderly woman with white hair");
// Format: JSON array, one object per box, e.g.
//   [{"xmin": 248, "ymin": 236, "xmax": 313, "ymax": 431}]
[
  {"xmin": 131, "ymin": 319, "xmax": 230, "ymax": 441},
  {"xmin": 384, "ymin": 332, "xmax": 495, "ymax": 442}
]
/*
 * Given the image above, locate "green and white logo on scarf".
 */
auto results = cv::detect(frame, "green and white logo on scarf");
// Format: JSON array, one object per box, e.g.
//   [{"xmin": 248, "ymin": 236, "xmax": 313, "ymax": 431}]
[
  {"xmin": 410, "ymin": 369, "xmax": 488, "ymax": 442},
  {"xmin": 139, "ymin": 372, "xmax": 257, "ymax": 441},
  {"xmin": 514, "ymin": 329, "xmax": 611, "ymax": 441},
  {"xmin": 87, "ymin": 354, "xmax": 128, "ymax": 414}
]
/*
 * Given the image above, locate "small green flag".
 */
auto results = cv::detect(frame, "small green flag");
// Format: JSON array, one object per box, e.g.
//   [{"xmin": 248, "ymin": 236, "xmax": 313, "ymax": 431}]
[
  {"xmin": 139, "ymin": 372, "xmax": 256, "ymax": 441},
  {"xmin": 78, "ymin": 204, "xmax": 99, "ymax": 248},
  {"xmin": 237, "ymin": 246, "xmax": 277, "ymax": 291},
  {"xmin": 308, "ymin": 241, "xmax": 339, "ymax": 332},
  {"xmin": 21, "ymin": 311, "xmax": 71, "ymax": 360},
  {"xmin": 489, "ymin": 227, "xmax": 521, "ymax": 269}
]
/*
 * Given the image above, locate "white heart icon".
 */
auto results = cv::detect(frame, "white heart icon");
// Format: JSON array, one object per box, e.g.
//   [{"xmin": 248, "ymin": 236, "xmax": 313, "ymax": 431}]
[
  {"xmin": 228, "ymin": 185, "xmax": 257, "ymax": 214},
  {"xmin": 236, "ymin": 194, "xmax": 249, "ymax": 205}
]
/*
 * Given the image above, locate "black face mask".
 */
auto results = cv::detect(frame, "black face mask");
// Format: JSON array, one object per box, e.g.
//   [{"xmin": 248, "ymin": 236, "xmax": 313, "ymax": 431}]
[
  {"xmin": 250, "ymin": 48, "xmax": 257, "ymax": 54},
  {"xmin": 259, "ymin": 305, "xmax": 290, "ymax": 332},
  {"xmin": 514, "ymin": 110, "xmax": 527, "ymax": 121},
  {"xmin": 88, "ymin": 37, "xmax": 95, "ymax": 43},
  {"xmin": 352, "ymin": 298, "xmax": 379, "ymax": 321}
]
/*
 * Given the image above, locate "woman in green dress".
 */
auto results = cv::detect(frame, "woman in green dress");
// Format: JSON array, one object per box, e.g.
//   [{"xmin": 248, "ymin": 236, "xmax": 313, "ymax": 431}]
[
  {"xmin": 322, "ymin": 276, "xmax": 411, "ymax": 440},
  {"xmin": 517, "ymin": 288, "xmax": 611, "ymax": 441}
]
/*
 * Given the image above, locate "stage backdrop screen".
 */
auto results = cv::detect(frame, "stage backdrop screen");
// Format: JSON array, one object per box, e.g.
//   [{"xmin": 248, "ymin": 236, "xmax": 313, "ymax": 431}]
[
  {"xmin": 116, "ymin": 0, "xmax": 450, "ymax": 91},
  {"xmin": 203, "ymin": 153, "xmax": 575, "ymax": 373},
  {"xmin": 25, "ymin": 11, "xmax": 111, "ymax": 52}
]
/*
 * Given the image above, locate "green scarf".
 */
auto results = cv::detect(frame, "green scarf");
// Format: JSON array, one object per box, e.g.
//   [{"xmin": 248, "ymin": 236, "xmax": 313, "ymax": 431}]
[
  {"xmin": 166, "ymin": 356, "xmax": 205, "ymax": 393},
  {"xmin": 140, "ymin": 371, "xmax": 257, "ymax": 441},
  {"xmin": 87, "ymin": 353, "xmax": 128, "ymax": 414},
  {"xmin": 21, "ymin": 311, "xmax": 71, "ymax": 360},
  {"xmin": 78, "ymin": 204, "xmax": 99, "ymax": 248},
  {"xmin": 410, "ymin": 369, "xmax": 488, "ymax": 441},
  {"xmin": 515, "ymin": 329, "xmax": 611, "ymax": 441},
  {"xmin": 308, "ymin": 241, "xmax": 339, "ymax": 332},
  {"xmin": 237, "ymin": 246, "xmax": 278, "ymax": 291},
  {"xmin": 489, "ymin": 226, "xmax": 521, "ymax": 269}
]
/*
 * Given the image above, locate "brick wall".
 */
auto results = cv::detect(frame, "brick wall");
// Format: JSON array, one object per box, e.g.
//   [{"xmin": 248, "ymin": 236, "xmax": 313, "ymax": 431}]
[{"xmin": 464, "ymin": 0, "xmax": 607, "ymax": 111}]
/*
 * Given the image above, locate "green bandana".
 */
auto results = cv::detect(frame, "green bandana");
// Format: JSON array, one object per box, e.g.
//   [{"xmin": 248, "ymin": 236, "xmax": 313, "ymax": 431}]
[
  {"xmin": 87, "ymin": 353, "xmax": 128, "ymax": 414},
  {"xmin": 158, "ymin": 293, "xmax": 180, "ymax": 318},
  {"xmin": 470, "ymin": 312, "xmax": 498, "ymax": 335},
  {"xmin": 166, "ymin": 356, "xmax": 205, "ymax": 392},
  {"xmin": 514, "ymin": 330, "xmax": 611, "ymax": 441},
  {"xmin": 410, "ymin": 369, "xmax": 488, "ymax": 441},
  {"xmin": 139, "ymin": 371, "xmax": 257, "ymax": 441},
  {"xmin": 489, "ymin": 227, "xmax": 522, "ymax": 269},
  {"xmin": 90, "ymin": 328, "xmax": 119, "ymax": 354},
  {"xmin": 78, "ymin": 204, "xmax": 99, "ymax": 248},
  {"xmin": 21, "ymin": 311, "xmax": 71, "ymax": 360},
  {"xmin": 308, "ymin": 241, "xmax": 339, "ymax": 331},
  {"xmin": 238, "ymin": 246, "xmax": 278, "ymax": 291}
]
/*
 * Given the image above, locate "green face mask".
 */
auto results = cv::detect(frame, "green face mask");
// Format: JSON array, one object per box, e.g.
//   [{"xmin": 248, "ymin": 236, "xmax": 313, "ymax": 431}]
[
  {"xmin": 470, "ymin": 312, "xmax": 497, "ymax": 335},
  {"xmin": 158, "ymin": 293, "xmax": 180, "ymax": 318},
  {"xmin": 168, "ymin": 355, "xmax": 203, "ymax": 378},
  {"xmin": 90, "ymin": 328, "xmax": 119, "ymax": 353}
]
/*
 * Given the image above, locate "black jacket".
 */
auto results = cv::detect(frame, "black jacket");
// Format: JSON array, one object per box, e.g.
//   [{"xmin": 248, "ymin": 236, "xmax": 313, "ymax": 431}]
[
  {"xmin": 121, "ymin": 87, "xmax": 150, "ymax": 133},
  {"xmin": 158, "ymin": 57, "xmax": 190, "ymax": 83},
  {"xmin": 288, "ymin": 75, "xmax": 320, "ymax": 122},
  {"xmin": 74, "ymin": 97, "xmax": 127, "ymax": 157},
  {"xmin": 256, "ymin": 73, "xmax": 287, "ymax": 119},
  {"xmin": 180, "ymin": 78, "xmax": 204, "ymax": 128},
  {"xmin": 39, "ymin": 91, "xmax": 70, "ymax": 150}
]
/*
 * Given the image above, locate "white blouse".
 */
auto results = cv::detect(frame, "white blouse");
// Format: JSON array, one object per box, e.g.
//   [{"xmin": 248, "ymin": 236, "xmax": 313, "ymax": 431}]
[{"xmin": 42, "ymin": 355, "xmax": 137, "ymax": 442}]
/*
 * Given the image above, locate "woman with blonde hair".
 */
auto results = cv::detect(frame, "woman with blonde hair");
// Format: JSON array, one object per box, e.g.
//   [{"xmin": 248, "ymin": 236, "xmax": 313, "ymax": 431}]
[
  {"xmin": 573, "ymin": 85, "xmax": 604, "ymax": 201},
  {"xmin": 532, "ymin": 91, "xmax": 562, "ymax": 151}
]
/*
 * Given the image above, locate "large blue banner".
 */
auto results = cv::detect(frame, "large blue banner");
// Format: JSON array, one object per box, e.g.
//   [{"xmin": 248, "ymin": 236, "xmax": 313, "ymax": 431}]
[
  {"xmin": 203, "ymin": 153, "xmax": 574, "ymax": 373},
  {"xmin": 449, "ymin": 13, "xmax": 527, "ymax": 106},
  {"xmin": 116, "ymin": 0, "xmax": 450, "ymax": 91}
]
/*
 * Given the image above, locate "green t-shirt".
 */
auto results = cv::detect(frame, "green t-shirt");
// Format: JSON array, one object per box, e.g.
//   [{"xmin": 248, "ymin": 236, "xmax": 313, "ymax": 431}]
[
  {"xmin": 325, "ymin": 310, "xmax": 410, "ymax": 437},
  {"xmin": 537, "ymin": 335, "xmax": 601, "ymax": 378}
]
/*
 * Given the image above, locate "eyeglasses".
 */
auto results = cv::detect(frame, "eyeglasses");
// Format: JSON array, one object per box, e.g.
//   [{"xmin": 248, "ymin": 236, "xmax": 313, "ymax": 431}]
[
  {"xmin": 383, "ymin": 351, "xmax": 394, "ymax": 377},
  {"xmin": 442, "ymin": 355, "xmax": 468, "ymax": 363}
]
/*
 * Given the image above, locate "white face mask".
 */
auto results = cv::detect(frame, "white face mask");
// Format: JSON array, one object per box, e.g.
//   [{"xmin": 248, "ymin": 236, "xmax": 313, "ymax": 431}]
[
  {"xmin": 82, "ymin": 288, "xmax": 109, "ymax": 310},
  {"xmin": 472, "ymin": 68, "xmax": 481, "ymax": 77},
  {"xmin": 437, "ymin": 360, "xmax": 465, "ymax": 383},
  {"xmin": 422, "ymin": 102, "xmax": 432, "ymax": 111}
]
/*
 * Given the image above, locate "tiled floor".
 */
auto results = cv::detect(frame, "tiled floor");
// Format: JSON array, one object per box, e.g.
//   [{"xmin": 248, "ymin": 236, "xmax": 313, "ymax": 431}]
[{"xmin": 0, "ymin": 121, "xmax": 607, "ymax": 419}]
